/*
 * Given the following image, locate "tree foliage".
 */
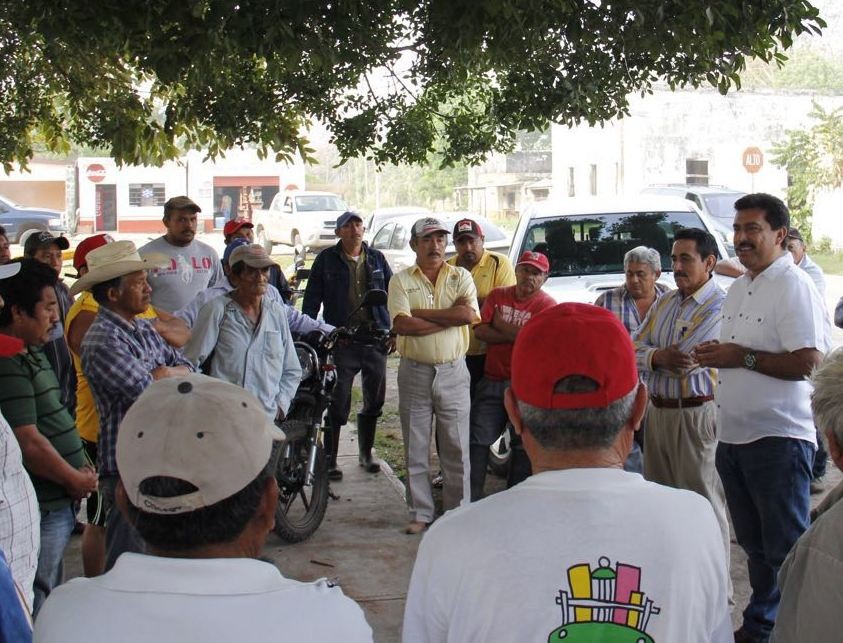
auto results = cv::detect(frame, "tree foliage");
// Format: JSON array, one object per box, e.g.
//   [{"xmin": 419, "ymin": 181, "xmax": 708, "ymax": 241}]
[
  {"xmin": 771, "ymin": 102, "xmax": 843, "ymax": 238},
  {"xmin": 0, "ymin": 0, "xmax": 825, "ymax": 171}
]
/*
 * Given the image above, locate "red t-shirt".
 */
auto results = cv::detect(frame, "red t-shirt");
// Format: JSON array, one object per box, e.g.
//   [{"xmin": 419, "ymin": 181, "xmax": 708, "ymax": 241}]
[{"xmin": 480, "ymin": 286, "xmax": 556, "ymax": 380}]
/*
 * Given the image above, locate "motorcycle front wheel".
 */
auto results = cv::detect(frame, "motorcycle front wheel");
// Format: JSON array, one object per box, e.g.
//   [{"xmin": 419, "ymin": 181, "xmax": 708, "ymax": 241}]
[{"xmin": 274, "ymin": 438, "xmax": 329, "ymax": 543}]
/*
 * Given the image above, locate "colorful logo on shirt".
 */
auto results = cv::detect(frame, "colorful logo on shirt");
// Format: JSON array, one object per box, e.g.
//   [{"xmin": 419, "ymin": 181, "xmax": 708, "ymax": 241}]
[{"xmin": 548, "ymin": 556, "xmax": 661, "ymax": 643}]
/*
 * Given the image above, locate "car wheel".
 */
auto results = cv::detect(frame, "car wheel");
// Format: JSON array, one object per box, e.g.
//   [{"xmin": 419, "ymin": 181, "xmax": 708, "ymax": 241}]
[
  {"xmin": 255, "ymin": 227, "xmax": 272, "ymax": 254},
  {"xmin": 17, "ymin": 228, "xmax": 41, "ymax": 247}
]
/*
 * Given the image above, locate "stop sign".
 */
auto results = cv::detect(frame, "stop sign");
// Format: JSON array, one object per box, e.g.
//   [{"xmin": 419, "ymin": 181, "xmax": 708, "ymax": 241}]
[
  {"xmin": 742, "ymin": 147, "xmax": 764, "ymax": 174},
  {"xmin": 86, "ymin": 164, "xmax": 107, "ymax": 183}
]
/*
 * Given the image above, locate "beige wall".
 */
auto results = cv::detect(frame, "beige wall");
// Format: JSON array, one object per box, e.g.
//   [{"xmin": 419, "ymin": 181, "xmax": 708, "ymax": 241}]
[{"xmin": 0, "ymin": 182, "xmax": 66, "ymax": 211}]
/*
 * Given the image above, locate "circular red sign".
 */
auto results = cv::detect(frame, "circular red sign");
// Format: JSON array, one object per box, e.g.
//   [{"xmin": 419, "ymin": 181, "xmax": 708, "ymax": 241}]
[
  {"xmin": 742, "ymin": 147, "xmax": 764, "ymax": 174},
  {"xmin": 86, "ymin": 164, "xmax": 107, "ymax": 183}
]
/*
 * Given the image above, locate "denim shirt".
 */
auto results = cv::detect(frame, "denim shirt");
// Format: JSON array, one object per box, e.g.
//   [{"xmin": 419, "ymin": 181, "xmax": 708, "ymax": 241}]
[
  {"xmin": 184, "ymin": 294, "xmax": 302, "ymax": 419},
  {"xmin": 302, "ymin": 241, "xmax": 392, "ymax": 329}
]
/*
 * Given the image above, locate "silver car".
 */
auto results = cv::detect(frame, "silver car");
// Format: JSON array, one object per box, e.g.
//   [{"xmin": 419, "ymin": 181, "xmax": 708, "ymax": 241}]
[
  {"xmin": 370, "ymin": 213, "xmax": 512, "ymax": 273},
  {"xmin": 508, "ymin": 196, "xmax": 733, "ymax": 303}
]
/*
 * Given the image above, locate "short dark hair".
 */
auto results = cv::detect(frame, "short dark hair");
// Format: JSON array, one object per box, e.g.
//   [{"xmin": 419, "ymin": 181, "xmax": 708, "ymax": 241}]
[
  {"xmin": 0, "ymin": 225, "xmax": 6, "ymax": 238},
  {"xmin": 674, "ymin": 228, "xmax": 718, "ymax": 262},
  {"xmin": 90, "ymin": 275, "xmax": 124, "ymax": 306},
  {"xmin": 124, "ymin": 455, "xmax": 275, "ymax": 553},
  {"xmin": 0, "ymin": 259, "xmax": 58, "ymax": 326},
  {"xmin": 734, "ymin": 193, "xmax": 790, "ymax": 231}
]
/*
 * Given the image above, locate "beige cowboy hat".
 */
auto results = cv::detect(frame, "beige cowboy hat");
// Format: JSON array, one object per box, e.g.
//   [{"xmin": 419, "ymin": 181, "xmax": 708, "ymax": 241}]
[{"xmin": 69, "ymin": 240, "xmax": 169, "ymax": 296}]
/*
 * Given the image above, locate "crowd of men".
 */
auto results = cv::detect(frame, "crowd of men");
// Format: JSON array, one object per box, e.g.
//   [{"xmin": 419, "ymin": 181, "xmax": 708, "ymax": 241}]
[{"xmin": 0, "ymin": 192, "xmax": 840, "ymax": 642}]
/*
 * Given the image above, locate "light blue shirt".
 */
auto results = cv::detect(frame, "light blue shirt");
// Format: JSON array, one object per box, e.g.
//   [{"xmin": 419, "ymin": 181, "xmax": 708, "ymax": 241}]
[
  {"xmin": 175, "ymin": 278, "xmax": 334, "ymax": 336},
  {"xmin": 184, "ymin": 294, "xmax": 302, "ymax": 418}
]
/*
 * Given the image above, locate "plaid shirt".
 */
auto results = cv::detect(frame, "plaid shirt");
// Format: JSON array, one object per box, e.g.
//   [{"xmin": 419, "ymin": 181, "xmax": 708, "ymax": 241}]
[
  {"xmin": 81, "ymin": 306, "xmax": 193, "ymax": 477},
  {"xmin": 0, "ymin": 410, "xmax": 38, "ymax": 609},
  {"xmin": 594, "ymin": 283, "xmax": 670, "ymax": 335}
]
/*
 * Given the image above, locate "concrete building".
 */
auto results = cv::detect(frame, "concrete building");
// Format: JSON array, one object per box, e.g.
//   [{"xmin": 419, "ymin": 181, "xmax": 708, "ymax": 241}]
[{"xmin": 0, "ymin": 148, "xmax": 305, "ymax": 234}]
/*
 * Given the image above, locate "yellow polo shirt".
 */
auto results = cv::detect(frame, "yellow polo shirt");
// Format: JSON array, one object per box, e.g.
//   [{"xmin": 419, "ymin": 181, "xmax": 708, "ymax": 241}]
[
  {"xmin": 388, "ymin": 262, "xmax": 480, "ymax": 365},
  {"xmin": 447, "ymin": 250, "xmax": 516, "ymax": 356},
  {"xmin": 65, "ymin": 291, "xmax": 158, "ymax": 442}
]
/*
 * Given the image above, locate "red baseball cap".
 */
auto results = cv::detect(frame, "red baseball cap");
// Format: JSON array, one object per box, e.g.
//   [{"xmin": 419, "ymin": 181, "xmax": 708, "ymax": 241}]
[
  {"xmin": 223, "ymin": 219, "xmax": 254, "ymax": 237},
  {"xmin": 453, "ymin": 218, "xmax": 483, "ymax": 240},
  {"xmin": 516, "ymin": 251, "xmax": 549, "ymax": 273},
  {"xmin": 73, "ymin": 234, "xmax": 114, "ymax": 271},
  {"xmin": 511, "ymin": 303, "xmax": 638, "ymax": 409}
]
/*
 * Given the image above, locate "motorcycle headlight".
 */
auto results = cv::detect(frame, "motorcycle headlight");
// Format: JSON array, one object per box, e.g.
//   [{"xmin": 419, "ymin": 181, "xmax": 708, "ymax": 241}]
[{"xmin": 296, "ymin": 344, "xmax": 317, "ymax": 381}]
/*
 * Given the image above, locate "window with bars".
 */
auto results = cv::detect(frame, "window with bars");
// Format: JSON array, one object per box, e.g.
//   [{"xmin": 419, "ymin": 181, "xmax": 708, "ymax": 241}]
[{"xmin": 128, "ymin": 183, "xmax": 166, "ymax": 207}]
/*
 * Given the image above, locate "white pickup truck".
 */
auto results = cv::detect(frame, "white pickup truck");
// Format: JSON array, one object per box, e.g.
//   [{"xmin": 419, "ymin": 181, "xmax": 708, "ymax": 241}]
[{"xmin": 252, "ymin": 190, "xmax": 348, "ymax": 253}]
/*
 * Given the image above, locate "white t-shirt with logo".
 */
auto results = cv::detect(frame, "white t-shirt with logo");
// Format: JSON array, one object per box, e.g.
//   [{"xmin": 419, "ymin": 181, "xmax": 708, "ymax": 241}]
[
  {"xmin": 140, "ymin": 236, "xmax": 224, "ymax": 313},
  {"xmin": 403, "ymin": 468, "xmax": 731, "ymax": 643}
]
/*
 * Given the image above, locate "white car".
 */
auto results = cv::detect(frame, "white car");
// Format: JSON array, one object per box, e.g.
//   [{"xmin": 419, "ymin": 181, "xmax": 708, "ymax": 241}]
[
  {"xmin": 507, "ymin": 196, "xmax": 733, "ymax": 303},
  {"xmin": 370, "ymin": 213, "xmax": 512, "ymax": 273},
  {"xmin": 253, "ymin": 190, "xmax": 348, "ymax": 252}
]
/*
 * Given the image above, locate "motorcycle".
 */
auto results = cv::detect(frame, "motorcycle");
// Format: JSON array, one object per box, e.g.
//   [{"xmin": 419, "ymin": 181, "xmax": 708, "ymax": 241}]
[{"xmin": 273, "ymin": 288, "xmax": 389, "ymax": 542}]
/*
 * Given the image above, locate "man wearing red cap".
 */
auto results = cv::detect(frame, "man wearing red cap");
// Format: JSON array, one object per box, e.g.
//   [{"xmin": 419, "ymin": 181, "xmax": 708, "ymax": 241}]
[
  {"xmin": 403, "ymin": 303, "xmax": 731, "ymax": 642},
  {"xmin": 388, "ymin": 217, "xmax": 480, "ymax": 535},
  {"xmin": 469, "ymin": 250, "xmax": 554, "ymax": 500},
  {"xmin": 446, "ymin": 218, "xmax": 515, "ymax": 398}
]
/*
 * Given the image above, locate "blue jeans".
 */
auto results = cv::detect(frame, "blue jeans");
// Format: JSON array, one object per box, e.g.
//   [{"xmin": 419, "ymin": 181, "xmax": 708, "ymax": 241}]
[
  {"xmin": 716, "ymin": 437, "xmax": 813, "ymax": 640},
  {"xmin": 33, "ymin": 503, "xmax": 76, "ymax": 614}
]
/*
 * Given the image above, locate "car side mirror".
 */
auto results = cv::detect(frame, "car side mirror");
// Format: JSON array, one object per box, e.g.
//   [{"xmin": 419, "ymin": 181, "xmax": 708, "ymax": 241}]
[{"xmin": 296, "ymin": 268, "xmax": 311, "ymax": 282}]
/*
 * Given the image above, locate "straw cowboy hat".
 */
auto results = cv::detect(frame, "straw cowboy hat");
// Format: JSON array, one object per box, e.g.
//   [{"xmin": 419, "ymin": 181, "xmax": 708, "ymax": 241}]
[{"xmin": 69, "ymin": 240, "xmax": 169, "ymax": 296}]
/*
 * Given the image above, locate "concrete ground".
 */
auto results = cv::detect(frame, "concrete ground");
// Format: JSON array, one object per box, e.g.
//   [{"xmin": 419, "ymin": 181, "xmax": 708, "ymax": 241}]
[{"xmin": 56, "ymin": 257, "xmax": 843, "ymax": 640}]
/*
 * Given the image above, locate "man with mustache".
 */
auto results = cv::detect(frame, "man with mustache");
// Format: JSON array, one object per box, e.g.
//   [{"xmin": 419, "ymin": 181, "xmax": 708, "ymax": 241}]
[
  {"xmin": 696, "ymin": 194, "xmax": 831, "ymax": 643},
  {"xmin": 469, "ymin": 251, "xmax": 555, "ymax": 500},
  {"xmin": 387, "ymin": 217, "xmax": 480, "ymax": 535},
  {"xmin": 446, "ymin": 218, "xmax": 515, "ymax": 398},
  {"xmin": 633, "ymin": 228, "xmax": 731, "ymax": 585},
  {"xmin": 303, "ymin": 211, "xmax": 393, "ymax": 481},
  {"xmin": 139, "ymin": 196, "xmax": 224, "ymax": 313}
]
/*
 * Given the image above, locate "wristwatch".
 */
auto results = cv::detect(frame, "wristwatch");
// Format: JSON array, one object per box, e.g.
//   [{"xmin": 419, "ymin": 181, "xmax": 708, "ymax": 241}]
[{"xmin": 743, "ymin": 350, "xmax": 758, "ymax": 371}]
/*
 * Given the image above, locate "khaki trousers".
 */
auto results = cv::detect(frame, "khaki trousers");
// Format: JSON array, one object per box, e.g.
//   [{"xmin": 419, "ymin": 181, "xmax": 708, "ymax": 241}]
[
  {"xmin": 644, "ymin": 401, "xmax": 732, "ymax": 587},
  {"xmin": 398, "ymin": 358, "xmax": 471, "ymax": 523}
]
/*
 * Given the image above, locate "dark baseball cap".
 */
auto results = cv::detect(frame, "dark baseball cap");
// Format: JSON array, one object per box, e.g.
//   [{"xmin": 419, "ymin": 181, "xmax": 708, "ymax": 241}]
[
  {"xmin": 24, "ymin": 232, "xmax": 70, "ymax": 257},
  {"xmin": 335, "ymin": 211, "xmax": 363, "ymax": 230}
]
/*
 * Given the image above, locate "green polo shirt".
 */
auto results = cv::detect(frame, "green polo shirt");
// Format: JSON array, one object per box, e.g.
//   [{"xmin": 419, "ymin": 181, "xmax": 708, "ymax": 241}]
[{"xmin": 0, "ymin": 346, "xmax": 85, "ymax": 510}]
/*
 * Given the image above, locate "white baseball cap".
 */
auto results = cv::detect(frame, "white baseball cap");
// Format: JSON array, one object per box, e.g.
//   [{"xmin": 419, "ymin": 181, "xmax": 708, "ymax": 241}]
[{"xmin": 117, "ymin": 374, "xmax": 285, "ymax": 515}]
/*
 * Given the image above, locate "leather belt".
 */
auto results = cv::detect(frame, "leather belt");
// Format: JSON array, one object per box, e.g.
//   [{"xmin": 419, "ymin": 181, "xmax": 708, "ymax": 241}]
[{"xmin": 650, "ymin": 395, "xmax": 714, "ymax": 409}]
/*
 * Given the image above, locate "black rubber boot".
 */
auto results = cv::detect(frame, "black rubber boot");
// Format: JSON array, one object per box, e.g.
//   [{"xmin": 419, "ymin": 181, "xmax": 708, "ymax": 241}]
[
  {"xmin": 357, "ymin": 414, "xmax": 381, "ymax": 473},
  {"xmin": 325, "ymin": 423, "xmax": 343, "ymax": 481}
]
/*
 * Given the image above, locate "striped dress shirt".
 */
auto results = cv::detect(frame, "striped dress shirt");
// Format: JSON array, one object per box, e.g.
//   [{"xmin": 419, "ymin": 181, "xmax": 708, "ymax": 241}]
[
  {"xmin": 594, "ymin": 282, "xmax": 671, "ymax": 335},
  {"xmin": 633, "ymin": 277, "xmax": 725, "ymax": 399}
]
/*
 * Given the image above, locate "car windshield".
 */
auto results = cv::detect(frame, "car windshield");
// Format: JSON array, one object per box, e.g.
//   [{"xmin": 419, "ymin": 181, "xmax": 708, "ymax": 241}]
[
  {"xmin": 294, "ymin": 195, "xmax": 347, "ymax": 212},
  {"xmin": 702, "ymin": 194, "xmax": 742, "ymax": 221},
  {"xmin": 520, "ymin": 211, "xmax": 707, "ymax": 277}
]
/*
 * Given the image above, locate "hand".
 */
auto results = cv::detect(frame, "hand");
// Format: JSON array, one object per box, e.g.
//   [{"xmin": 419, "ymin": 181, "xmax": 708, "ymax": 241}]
[
  {"xmin": 652, "ymin": 344, "xmax": 698, "ymax": 373},
  {"xmin": 67, "ymin": 467, "xmax": 98, "ymax": 500},
  {"xmin": 385, "ymin": 335, "xmax": 397, "ymax": 354},
  {"xmin": 152, "ymin": 365, "xmax": 191, "ymax": 380},
  {"xmin": 694, "ymin": 341, "xmax": 745, "ymax": 369},
  {"xmin": 491, "ymin": 308, "xmax": 518, "ymax": 335}
]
